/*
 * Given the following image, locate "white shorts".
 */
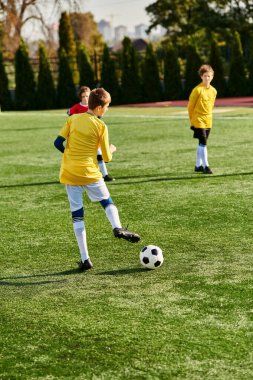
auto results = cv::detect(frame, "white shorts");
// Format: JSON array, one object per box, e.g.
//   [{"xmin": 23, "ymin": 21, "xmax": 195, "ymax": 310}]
[{"xmin": 66, "ymin": 180, "xmax": 110, "ymax": 212}]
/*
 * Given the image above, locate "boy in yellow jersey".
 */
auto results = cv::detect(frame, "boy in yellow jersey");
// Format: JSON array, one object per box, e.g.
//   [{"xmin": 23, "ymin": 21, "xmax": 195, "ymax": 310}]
[
  {"xmin": 54, "ymin": 88, "xmax": 140, "ymax": 271},
  {"xmin": 188, "ymin": 64, "xmax": 217, "ymax": 174},
  {"xmin": 67, "ymin": 85, "xmax": 115, "ymax": 182}
]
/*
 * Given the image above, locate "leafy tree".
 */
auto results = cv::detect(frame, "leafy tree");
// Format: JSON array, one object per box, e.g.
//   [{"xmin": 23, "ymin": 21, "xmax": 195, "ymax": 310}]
[
  {"xmin": 58, "ymin": 11, "xmax": 79, "ymax": 85},
  {"xmin": 37, "ymin": 44, "xmax": 56, "ymax": 109},
  {"xmin": 163, "ymin": 42, "xmax": 182, "ymax": 100},
  {"xmin": 184, "ymin": 45, "xmax": 202, "ymax": 98},
  {"xmin": 146, "ymin": 0, "xmax": 253, "ymax": 42},
  {"xmin": 77, "ymin": 44, "xmax": 96, "ymax": 89},
  {"xmin": 57, "ymin": 48, "xmax": 77, "ymax": 109},
  {"xmin": 70, "ymin": 12, "xmax": 104, "ymax": 52},
  {"xmin": 14, "ymin": 39, "xmax": 36, "ymax": 110},
  {"xmin": 0, "ymin": 49, "xmax": 12, "ymax": 110},
  {"xmin": 120, "ymin": 37, "xmax": 142, "ymax": 104},
  {"xmin": 227, "ymin": 31, "xmax": 247, "ymax": 96},
  {"xmin": 100, "ymin": 45, "xmax": 120, "ymax": 105},
  {"xmin": 209, "ymin": 39, "xmax": 227, "ymax": 97},
  {"xmin": 142, "ymin": 43, "xmax": 163, "ymax": 102},
  {"xmin": 146, "ymin": 0, "xmax": 207, "ymax": 41},
  {"xmin": 0, "ymin": 0, "xmax": 81, "ymax": 57}
]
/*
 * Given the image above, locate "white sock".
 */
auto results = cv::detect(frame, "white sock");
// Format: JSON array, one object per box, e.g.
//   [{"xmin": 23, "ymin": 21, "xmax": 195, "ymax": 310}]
[
  {"xmin": 105, "ymin": 204, "xmax": 122, "ymax": 229},
  {"xmin": 196, "ymin": 145, "xmax": 203, "ymax": 167},
  {"xmin": 73, "ymin": 221, "xmax": 89, "ymax": 262},
  {"xmin": 98, "ymin": 160, "xmax": 108, "ymax": 177},
  {"xmin": 199, "ymin": 144, "xmax": 209, "ymax": 167}
]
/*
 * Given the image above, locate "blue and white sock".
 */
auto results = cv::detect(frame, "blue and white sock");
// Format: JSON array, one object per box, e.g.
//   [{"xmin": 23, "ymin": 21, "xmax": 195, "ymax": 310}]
[
  {"xmin": 72, "ymin": 208, "xmax": 89, "ymax": 262},
  {"xmin": 104, "ymin": 204, "xmax": 122, "ymax": 229},
  {"xmin": 98, "ymin": 161, "xmax": 108, "ymax": 177},
  {"xmin": 196, "ymin": 145, "xmax": 203, "ymax": 167},
  {"xmin": 73, "ymin": 221, "xmax": 89, "ymax": 262},
  {"xmin": 199, "ymin": 144, "xmax": 209, "ymax": 167}
]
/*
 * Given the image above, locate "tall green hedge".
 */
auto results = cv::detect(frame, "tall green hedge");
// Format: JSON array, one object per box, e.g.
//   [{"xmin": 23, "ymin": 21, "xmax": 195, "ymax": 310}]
[
  {"xmin": 77, "ymin": 44, "xmax": 96, "ymax": 89},
  {"xmin": 0, "ymin": 49, "xmax": 12, "ymax": 110},
  {"xmin": 227, "ymin": 31, "xmax": 247, "ymax": 97},
  {"xmin": 163, "ymin": 43, "xmax": 182, "ymax": 100},
  {"xmin": 142, "ymin": 43, "xmax": 163, "ymax": 102},
  {"xmin": 120, "ymin": 37, "xmax": 142, "ymax": 104},
  {"xmin": 247, "ymin": 37, "xmax": 253, "ymax": 96},
  {"xmin": 100, "ymin": 45, "xmax": 119, "ymax": 104},
  {"xmin": 209, "ymin": 39, "xmax": 227, "ymax": 97},
  {"xmin": 184, "ymin": 45, "xmax": 202, "ymax": 98},
  {"xmin": 57, "ymin": 48, "xmax": 77, "ymax": 109},
  {"xmin": 37, "ymin": 44, "xmax": 56, "ymax": 110},
  {"xmin": 15, "ymin": 39, "xmax": 36, "ymax": 110},
  {"xmin": 58, "ymin": 12, "xmax": 79, "ymax": 85}
]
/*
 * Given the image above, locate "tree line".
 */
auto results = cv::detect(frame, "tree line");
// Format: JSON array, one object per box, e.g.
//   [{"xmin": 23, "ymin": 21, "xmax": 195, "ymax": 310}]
[{"xmin": 0, "ymin": 11, "xmax": 253, "ymax": 111}]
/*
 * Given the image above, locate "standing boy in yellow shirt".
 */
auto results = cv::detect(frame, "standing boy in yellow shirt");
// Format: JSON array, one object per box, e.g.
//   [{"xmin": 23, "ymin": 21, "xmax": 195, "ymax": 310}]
[
  {"xmin": 188, "ymin": 64, "xmax": 217, "ymax": 174},
  {"xmin": 54, "ymin": 88, "xmax": 140, "ymax": 271}
]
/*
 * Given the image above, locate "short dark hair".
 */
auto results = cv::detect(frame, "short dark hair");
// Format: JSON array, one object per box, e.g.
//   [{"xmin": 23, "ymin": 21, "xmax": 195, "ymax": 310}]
[
  {"xmin": 88, "ymin": 88, "xmax": 111, "ymax": 110},
  {"xmin": 78, "ymin": 86, "xmax": 90, "ymax": 99},
  {"xmin": 198, "ymin": 64, "xmax": 214, "ymax": 77}
]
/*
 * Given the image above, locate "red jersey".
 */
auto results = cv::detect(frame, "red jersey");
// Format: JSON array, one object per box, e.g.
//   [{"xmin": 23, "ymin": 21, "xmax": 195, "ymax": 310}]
[{"xmin": 68, "ymin": 103, "xmax": 88, "ymax": 115}]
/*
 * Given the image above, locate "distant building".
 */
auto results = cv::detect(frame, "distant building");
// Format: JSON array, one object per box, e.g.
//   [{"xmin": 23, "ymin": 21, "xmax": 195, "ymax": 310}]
[
  {"xmin": 115, "ymin": 25, "xmax": 128, "ymax": 42},
  {"xmin": 98, "ymin": 19, "xmax": 114, "ymax": 43},
  {"xmin": 135, "ymin": 24, "xmax": 148, "ymax": 39}
]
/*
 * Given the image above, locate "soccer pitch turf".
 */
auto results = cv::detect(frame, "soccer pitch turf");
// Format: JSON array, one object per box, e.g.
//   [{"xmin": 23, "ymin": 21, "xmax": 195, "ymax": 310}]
[{"xmin": 0, "ymin": 107, "xmax": 252, "ymax": 379}]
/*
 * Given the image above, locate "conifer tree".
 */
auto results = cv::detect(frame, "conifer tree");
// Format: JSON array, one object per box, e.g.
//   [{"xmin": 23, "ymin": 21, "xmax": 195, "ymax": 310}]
[
  {"xmin": 209, "ymin": 39, "xmax": 227, "ymax": 97},
  {"xmin": 163, "ymin": 43, "xmax": 182, "ymax": 100},
  {"xmin": 184, "ymin": 45, "xmax": 202, "ymax": 98},
  {"xmin": 227, "ymin": 31, "xmax": 247, "ymax": 96},
  {"xmin": 120, "ymin": 37, "xmax": 142, "ymax": 104},
  {"xmin": 58, "ymin": 11, "xmax": 79, "ymax": 85},
  {"xmin": 15, "ymin": 39, "xmax": 36, "ymax": 110},
  {"xmin": 77, "ymin": 44, "xmax": 96, "ymax": 89},
  {"xmin": 247, "ymin": 37, "xmax": 253, "ymax": 96},
  {"xmin": 57, "ymin": 48, "xmax": 77, "ymax": 109},
  {"xmin": 37, "ymin": 44, "xmax": 56, "ymax": 110},
  {"xmin": 0, "ymin": 49, "xmax": 12, "ymax": 110},
  {"xmin": 142, "ymin": 43, "xmax": 163, "ymax": 102},
  {"xmin": 100, "ymin": 45, "xmax": 119, "ymax": 104}
]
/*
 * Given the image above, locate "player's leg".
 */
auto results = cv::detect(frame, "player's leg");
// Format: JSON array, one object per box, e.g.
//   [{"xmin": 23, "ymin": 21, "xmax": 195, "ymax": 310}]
[
  {"xmin": 65, "ymin": 185, "xmax": 92, "ymax": 271},
  {"xmin": 199, "ymin": 129, "xmax": 212, "ymax": 174},
  {"xmin": 85, "ymin": 180, "xmax": 140, "ymax": 243},
  {"xmin": 97, "ymin": 148, "xmax": 115, "ymax": 182},
  {"xmin": 193, "ymin": 128, "xmax": 203, "ymax": 172}
]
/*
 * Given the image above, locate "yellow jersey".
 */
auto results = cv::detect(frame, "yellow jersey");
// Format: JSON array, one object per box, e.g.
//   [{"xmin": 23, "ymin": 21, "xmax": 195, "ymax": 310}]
[
  {"xmin": 188, "ymin": 83, "xmax": 217, "ymax": 129},
  {"xmin": 58, "ymin": 113, "xmax": 112, "ymax": 185}
]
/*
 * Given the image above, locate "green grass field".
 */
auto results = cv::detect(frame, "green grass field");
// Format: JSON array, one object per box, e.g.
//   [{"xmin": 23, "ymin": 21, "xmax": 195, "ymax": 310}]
[{"xmin": 0, "ymin": 106, "xmax": 253, "ymax": 379}]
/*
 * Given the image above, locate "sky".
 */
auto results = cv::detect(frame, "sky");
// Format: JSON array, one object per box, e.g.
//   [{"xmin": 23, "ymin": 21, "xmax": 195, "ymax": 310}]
[{"xmin": 82, "ymin": 0, "xmax": 154, "ymax": 32}]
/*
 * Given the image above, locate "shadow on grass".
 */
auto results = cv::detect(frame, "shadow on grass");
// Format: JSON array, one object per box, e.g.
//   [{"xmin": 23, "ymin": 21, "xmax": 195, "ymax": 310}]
[
  {"xmin": 0, "ymin": 267, "xmax": 148, "ymax": 285},
  {"xmin": 0, "ymin": 268, "xmax": 80, "ymax": 286},
  {"xmin": 0, "ymin": 279, "xmax": 67, "ymax": 286},
  {"xmin": 96, "ymin": 267, "xmax": 148, "ymax": 275},
  {"xmin": 0, "ymin": 171, "xmax": 252, "ymax": 189}
]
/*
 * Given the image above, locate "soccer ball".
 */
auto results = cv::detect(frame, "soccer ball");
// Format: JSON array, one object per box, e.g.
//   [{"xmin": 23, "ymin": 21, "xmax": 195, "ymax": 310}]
[{"xmin": 140, "ymin": 245, "xmax": 164, "ymax": 269}]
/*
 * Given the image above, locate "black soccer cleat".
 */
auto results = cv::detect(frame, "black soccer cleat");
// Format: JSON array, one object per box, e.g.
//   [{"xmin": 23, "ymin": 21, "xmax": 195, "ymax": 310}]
[
  {"xmin": 113, "ymin": 227, "xmax": 140, "ymax": 243},
  {"xmin": 203, "ymin": 166, "xmax": 213, "ymax": 174},
  {"xmin": 104, "ymin": 174, "xmax": 115, "ymax": 182},
  {"xmin": 78, "ymin": 258, "xmax": 93, "ymax": 272},
  {"xmin": 194, "ymin": 165, "xmax": 204, "ymax": 172}
]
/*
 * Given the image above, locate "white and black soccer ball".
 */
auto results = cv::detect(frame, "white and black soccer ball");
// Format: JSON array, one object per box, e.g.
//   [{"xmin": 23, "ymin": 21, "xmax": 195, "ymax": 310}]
[{"xmin": 140, "ymin": 245, "xmax": 164, "ymax": 269}]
